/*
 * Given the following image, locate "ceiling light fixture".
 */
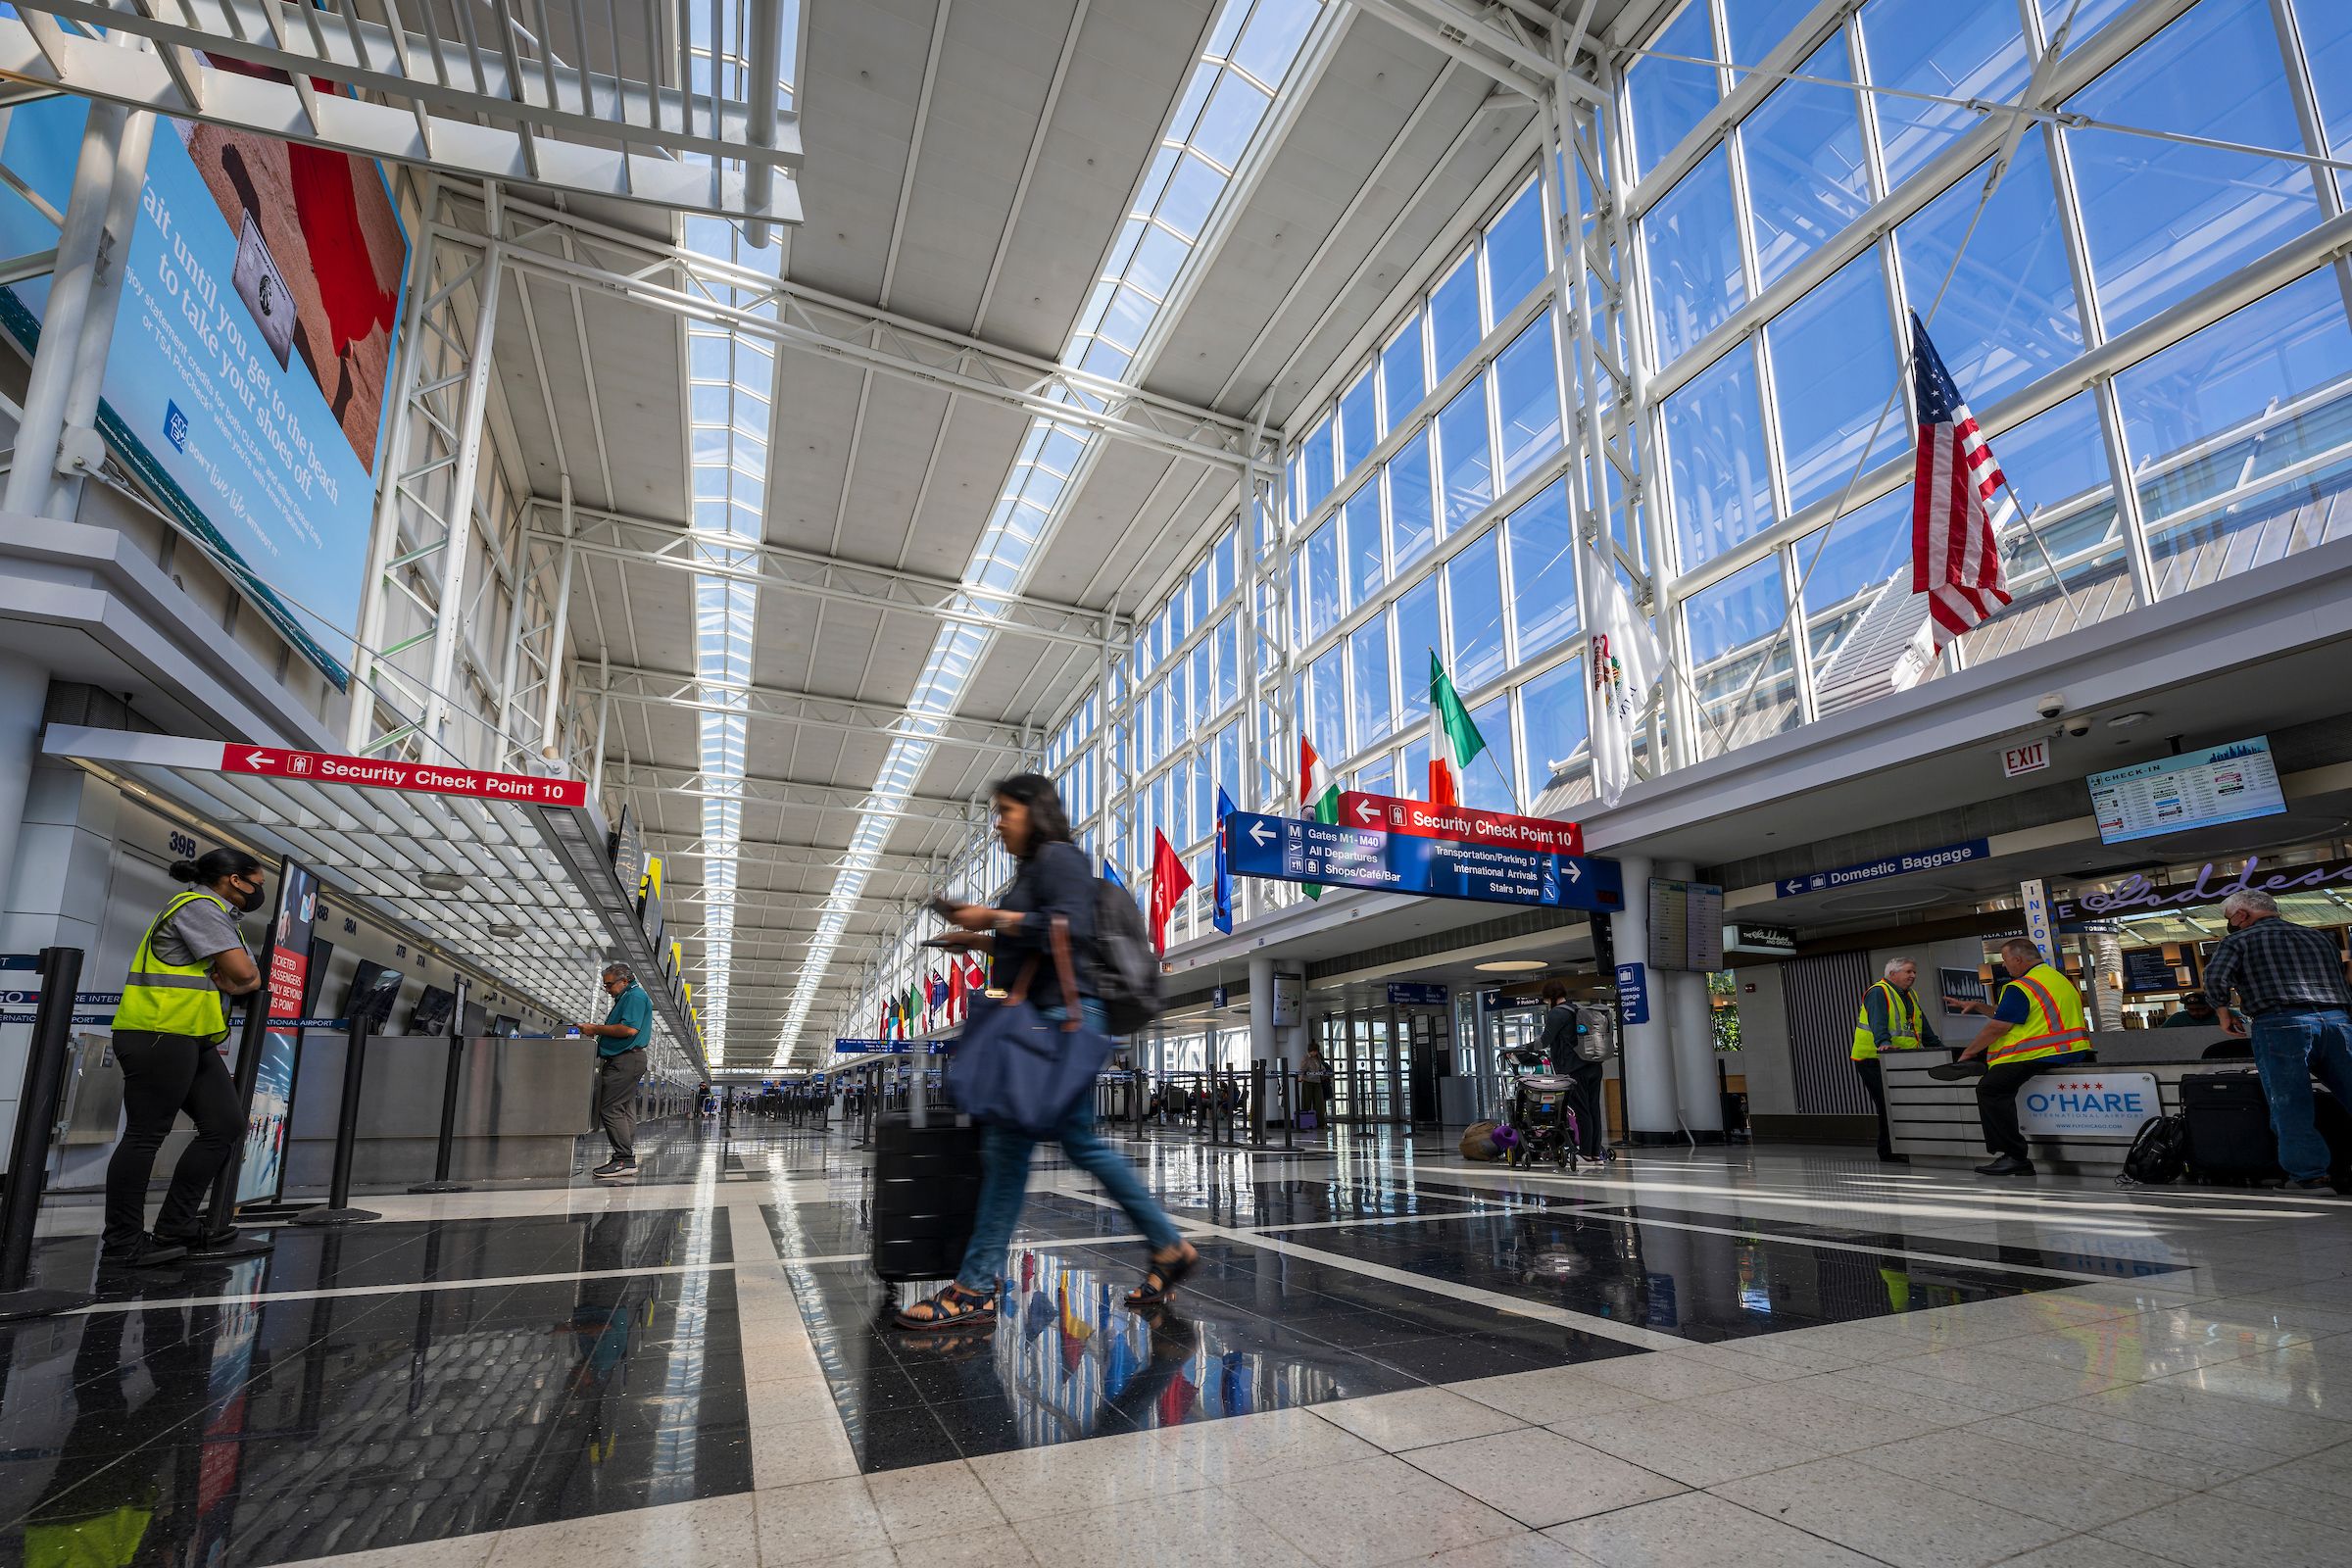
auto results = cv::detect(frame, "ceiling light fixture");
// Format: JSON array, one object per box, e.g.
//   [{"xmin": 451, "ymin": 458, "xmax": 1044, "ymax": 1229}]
[
  {"xmin": 416, "ymin": 871, "xmax": 467, "ymax": 893},
  {"xmin": 2106, "ymin": 711, "xmax": 2153, "ymax": 728},
  {"xmin": 1474, "ymin": 959, "xmax": 1546, "ymax": 972}
]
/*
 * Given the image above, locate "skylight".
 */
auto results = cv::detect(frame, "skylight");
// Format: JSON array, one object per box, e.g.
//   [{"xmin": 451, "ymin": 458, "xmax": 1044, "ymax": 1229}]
[{"xmin": 773, "ymin": 0, "xmax": 1327, "ymax": 1063}]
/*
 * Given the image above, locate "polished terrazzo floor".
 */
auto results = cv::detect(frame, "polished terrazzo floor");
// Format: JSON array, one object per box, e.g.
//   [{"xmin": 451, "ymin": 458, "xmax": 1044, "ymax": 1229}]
[{"xmin": 6, "ymin": 1114, "xmax": 2352, "ymax": 1566}]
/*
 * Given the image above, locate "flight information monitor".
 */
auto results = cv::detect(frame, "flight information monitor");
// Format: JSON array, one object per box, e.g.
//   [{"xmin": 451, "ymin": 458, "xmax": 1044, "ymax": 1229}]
[{"xmin": 2087, "ymin": 737, "xmax": 2286, "ymax": 845}]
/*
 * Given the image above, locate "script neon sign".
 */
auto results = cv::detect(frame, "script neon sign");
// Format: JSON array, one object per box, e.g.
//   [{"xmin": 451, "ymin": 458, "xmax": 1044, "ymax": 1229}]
[{"xmin": 2062, "ymin": 856, "xmax": 2352, "ymax": 919}]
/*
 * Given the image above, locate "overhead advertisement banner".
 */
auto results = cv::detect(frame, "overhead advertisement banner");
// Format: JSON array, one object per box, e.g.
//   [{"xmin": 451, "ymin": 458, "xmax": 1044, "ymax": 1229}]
[
  {"xmin": 0, "ymin": 84, "xmax": 409, "ymax": 688},
  {"xmin": 1225, "ymin": 811, "xmax": 1624, "ymax": 913}
]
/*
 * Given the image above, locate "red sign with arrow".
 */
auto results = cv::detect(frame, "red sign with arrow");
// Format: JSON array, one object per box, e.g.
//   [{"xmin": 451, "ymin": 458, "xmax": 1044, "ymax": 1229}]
[
  {"xmin": 1339, "ymin": 791, "xmax": 1584, "ymax": 858},
  {"xmin": 220, "ymin": 744, "xmax": 588, "ymax": 808}
]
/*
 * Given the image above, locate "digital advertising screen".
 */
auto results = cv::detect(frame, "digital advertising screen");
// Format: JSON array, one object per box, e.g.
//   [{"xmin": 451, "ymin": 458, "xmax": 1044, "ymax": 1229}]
[
  {"xmin": 2087, "ymin": 737, "xmax": 2288, "ymax": 846},
  {"xmin": 239, "ymin": 858, "xmax": 318, "ymax": 1203},
  {"xmin": 0, "ymin": 76, "xmax": 408, "ymax": 687}
]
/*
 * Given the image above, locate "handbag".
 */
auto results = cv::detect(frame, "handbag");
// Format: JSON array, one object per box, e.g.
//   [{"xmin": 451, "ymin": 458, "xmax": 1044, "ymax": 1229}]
[{"xmin": 944, "ymin": 916, "xmax": 1112, "ymax": 1137}]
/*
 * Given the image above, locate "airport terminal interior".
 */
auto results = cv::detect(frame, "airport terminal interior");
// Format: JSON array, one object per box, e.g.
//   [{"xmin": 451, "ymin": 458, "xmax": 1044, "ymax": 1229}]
[{"xmin": 4, "ymin": 0, "xmax": 2352, "ymax": 1564}]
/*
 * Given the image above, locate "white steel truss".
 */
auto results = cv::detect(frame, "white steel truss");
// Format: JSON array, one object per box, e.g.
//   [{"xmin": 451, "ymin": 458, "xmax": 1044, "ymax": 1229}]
[
  {"xmin": 586, "ymin": 662, "xmax": 1039, "ymax": 757},
  {"xmin": 533, "ymin": 498, "xmax": 1125, "ymax": 649},
  {"xmin": 4, "ymin": 1, "xmax": 801, "ymax": 223},
  {"xmin": 466, "ymin": 192, "xmax": 1274, "ymax": 473},
  {"xmin": 651, "ymin": 835, "xmax": 939, "ymax": 880},
  {"xmin": 600, "ymin": 761, "xmax": 986, "ymax": 827}
]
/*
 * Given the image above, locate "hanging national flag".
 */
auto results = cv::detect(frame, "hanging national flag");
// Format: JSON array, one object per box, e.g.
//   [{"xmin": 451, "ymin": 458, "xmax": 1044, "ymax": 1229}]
[
  {"xmin": 947, "ymin": 958, "xmax": 967, "ymax": 1022},
  {"xmin": 1893, "ymin": 312, "xmax": 2015, "ymax": 691},
  {"xmin": 963, "ymin": 952, "xmax": 988, "ymax": 1000},
  {"xmin": 1103, "ymin": 858, "xmax": 1127, "ymax": 890},
  {"xmin": 1148, "ymin": 828, "xmax": 1192, "ymax": 954},
  {"xmin": 907, "ymin": 980, "xmax": 925, "ymax": 1034},
  {"xmin": 927, "ymin": 970, "xmax": 948, "ymax": 1016},
  {"xmin": 1590, "ymin": 549, "xmax": 1666, "ymax": 808},
  {"xmin": 1212, "ymin": 786, "xmax": 1236, "ymax": 934},
  {"xmin": 1428, "ymin": 653, "xmax": 1486, "ymax": 808},
  {"xmin": 1298, "ymin": 736, "xmax": 1340, "ymax": 901}
]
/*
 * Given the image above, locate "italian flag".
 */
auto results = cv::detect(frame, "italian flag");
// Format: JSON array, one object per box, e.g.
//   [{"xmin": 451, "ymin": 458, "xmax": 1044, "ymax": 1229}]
[
  {"xmin": 1429, "ymin": 652, "xmax": 1486, "ymax": 808},
  {"xmin": 1299, "ymin": 735, "xmax": 1340, "ymax": 900}
]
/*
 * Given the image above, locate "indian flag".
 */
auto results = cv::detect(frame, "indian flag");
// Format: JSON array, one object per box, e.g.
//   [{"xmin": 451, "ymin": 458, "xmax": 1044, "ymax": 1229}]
[
  {"xmin": 1299, "ymin": 735, "xmax": 1340, "ymax": 900},
  {"xmin": 1429, "ymin": 652, "xmax": 1486, "ymax": 808}
]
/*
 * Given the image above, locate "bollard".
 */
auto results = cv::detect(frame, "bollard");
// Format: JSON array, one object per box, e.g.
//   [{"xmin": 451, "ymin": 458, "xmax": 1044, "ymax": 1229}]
[
  {"xmin": 1281, "ymin": 1065, "xmax": 1295, "ymax": 1151},
  {"xmin": 292, "ymin": 1015, "xmax": 382, "ymax": 1226},
  {"xmin": 0, "ymin": 947, "xmax": 95, "ymax": 1322},
  {"xmin": 1250, "ymin": 1059, "xmax": 1266, "ymax": 1148},
  {"xmin": 411, "ymin": 977, "xmax": 472, "ymax": 1194}
]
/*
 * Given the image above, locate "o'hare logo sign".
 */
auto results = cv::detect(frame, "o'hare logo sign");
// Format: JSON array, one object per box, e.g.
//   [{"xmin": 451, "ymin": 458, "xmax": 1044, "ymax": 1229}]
[{"xmin": 2018, "ymin": 1072, "xmax": 2160, "ymax": 1141}]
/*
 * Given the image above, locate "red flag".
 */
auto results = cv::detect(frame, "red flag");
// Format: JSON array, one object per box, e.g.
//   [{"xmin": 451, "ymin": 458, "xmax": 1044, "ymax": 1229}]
[
  {"xmin": 948, "ymin": 958, "xmax": 966, "ymax": 1021},
  {"xmin": 1148, "ymin": 828, "xmax": 1193, "ymax": 955}
]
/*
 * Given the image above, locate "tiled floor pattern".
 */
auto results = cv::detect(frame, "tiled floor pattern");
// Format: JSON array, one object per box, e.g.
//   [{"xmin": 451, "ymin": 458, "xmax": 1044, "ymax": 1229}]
[{"xmin": 6, "ymin": 1120, "xmax": 2352, "ymax": 1566}]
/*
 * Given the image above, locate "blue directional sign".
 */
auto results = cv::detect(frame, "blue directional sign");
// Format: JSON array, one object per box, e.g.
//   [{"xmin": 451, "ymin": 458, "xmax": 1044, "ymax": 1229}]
[
  {"xmin": 1388, "ymin": 982, "xmax": 1449, "ymax": 1006},
  {"xmin": 1773, "ymin": 839, "xmax": 1991, "ymax": 899},
  {"xmin": 834, "ymin": 1038, "xmax": 888, "ymax": 1054},
  {"xmin": 1225, "ymin": 811, "xmax": 1623, "ymax": 912},
  {"xmin": 1616, "ymin": 962, "xmax": 1650, "ymax": 1026}
]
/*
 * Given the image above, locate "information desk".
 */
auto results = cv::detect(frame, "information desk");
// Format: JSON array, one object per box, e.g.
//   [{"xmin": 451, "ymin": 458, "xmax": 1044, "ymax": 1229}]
[{"xmin": 1883, "ymin": 1028, "xmax": 2244, "ymax": 1175}]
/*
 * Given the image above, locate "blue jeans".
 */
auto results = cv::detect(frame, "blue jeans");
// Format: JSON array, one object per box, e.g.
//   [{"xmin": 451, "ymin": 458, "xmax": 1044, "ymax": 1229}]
[
  {"xmin": 2249, "ymin": 1006, "xmax": 2352, "ymax": 1181},
  {"xmin": 955, "ymin": 999, "xmax": 1182, "ymax": 1293}
]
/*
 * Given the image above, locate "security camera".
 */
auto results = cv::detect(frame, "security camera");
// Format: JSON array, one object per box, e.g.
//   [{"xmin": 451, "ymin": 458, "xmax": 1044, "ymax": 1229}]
[
  {"xmin": 2034, "ymin": 692, "xmax": 2067, "ymax": 720},
  {"xmin": 2063, "ymin": 715, "xmax": 2092, "ymax": 738}
]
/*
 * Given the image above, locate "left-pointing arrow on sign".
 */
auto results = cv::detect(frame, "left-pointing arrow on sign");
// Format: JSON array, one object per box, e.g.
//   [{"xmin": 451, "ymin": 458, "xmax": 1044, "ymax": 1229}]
[
  {"xmin": 245, "ymin": 750, "xmax": 270, "ymax": 768},
  {"xmin": 1249, "ymin": 820, "xmax": 1275, "ymax": 847},
  {"xmin": 1352, "ymin": 797, "xmax": 1379, "ymax": 823}
]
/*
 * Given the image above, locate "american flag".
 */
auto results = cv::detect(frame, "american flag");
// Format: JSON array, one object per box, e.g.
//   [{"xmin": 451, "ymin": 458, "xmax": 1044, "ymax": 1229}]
[{"xmin": 1892, "ymin": 313, "xmax": 2014, "ymax": 691}]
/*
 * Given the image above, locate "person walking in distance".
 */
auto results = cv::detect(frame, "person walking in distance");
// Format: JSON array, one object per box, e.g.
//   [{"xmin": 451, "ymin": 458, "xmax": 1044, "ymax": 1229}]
[
  {"xmin": 1851, "ymin": 958, "xmax": 1940, "ymax": 1163},
  {"xmin": 577, "ymin": 962, "xmax": 652, "ymax": 1180},
  {"xmin": 2198, "ymin": 890, "xmax": 2352, "ymax": 1195},
  {"xmin": 105, "ymin": 848, "xmax": 271, "ymax": 1266}
]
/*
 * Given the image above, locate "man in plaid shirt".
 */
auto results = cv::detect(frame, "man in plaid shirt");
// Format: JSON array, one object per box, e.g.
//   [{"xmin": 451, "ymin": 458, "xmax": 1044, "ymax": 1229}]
[{"xmin": 2200, "ymin": 890, "xmax": 2352, "ymax": 1193}]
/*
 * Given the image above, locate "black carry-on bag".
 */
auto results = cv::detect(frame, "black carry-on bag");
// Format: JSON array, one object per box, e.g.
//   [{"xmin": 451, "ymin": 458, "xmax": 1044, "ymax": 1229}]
[
  {"xmin": 2178, "ymin": 1068, "xmax": 2352, "ymax": 1185},
  {"xmin": 870, "ymin": 1065, "xmax": 983, "ymax": 1288}
]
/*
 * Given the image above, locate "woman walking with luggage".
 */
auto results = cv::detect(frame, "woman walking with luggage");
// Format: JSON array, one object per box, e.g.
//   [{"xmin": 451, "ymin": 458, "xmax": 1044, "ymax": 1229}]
[{"xmin": 894, "ymin": 773, "xmax": 1197, "ymax": 1330}]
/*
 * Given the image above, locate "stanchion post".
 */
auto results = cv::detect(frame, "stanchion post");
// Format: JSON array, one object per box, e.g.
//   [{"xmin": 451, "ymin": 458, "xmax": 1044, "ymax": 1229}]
[
  {"xmin": 293, "ymin": 1014, "xmax": 381, "ymax": 1225},
  {"xmin": 411, "ymin": 976, "xmax": 471, "ymax": 1194},
  {"xmin": 0, "ymin": 947, "xmax": 94, "ymax": 1321},
  {"xmin": 1281, "ymin": 1065, "xmax": 1295, "ymax": 1151},
  {"xmin": 1250, "ymin": 1059, "xmax": 1266, "ymax": 1148}
]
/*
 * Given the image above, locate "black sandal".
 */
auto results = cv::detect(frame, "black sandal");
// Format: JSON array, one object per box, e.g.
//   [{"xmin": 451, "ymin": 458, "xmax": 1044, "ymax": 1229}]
[
  {"xmin": 1126, "ymin": 1242, "xmax": 1200, "ymax": 1307},
  {"xmin": 893, "ymin": 1282, "xmax": 998, "ymax": 1332}
]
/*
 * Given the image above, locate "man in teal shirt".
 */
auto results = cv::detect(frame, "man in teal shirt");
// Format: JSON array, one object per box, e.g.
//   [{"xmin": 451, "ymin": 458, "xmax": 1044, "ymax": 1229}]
[{"xmin": 577, "ymin": 962, "xmax": 653, "ymax": 1179}]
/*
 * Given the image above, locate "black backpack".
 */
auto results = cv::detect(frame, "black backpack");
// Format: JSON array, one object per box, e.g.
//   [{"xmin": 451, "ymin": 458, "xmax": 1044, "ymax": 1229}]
[
  {"xmin": 2118, "ymin": 1112, "xmax": 2190, "ymax": 1187},
  {"xmin": 1089, "ymin": 878, "xmax": 1163, "ymax": 1038}
]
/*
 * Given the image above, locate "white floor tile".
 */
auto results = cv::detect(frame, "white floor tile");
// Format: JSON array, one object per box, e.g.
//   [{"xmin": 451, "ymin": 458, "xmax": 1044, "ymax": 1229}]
[
  {"xmin": 1714, "ymin": 1457, "xmax": 2069, "ymax": 1568},
  {"xmin": 2095, "ymin": 1493, "xmax": 2352, "ymax": 1568},
  {"xmin": 1398, "ymin": 1427, "xmax": 1685, "ymax": 1528},
  {"xmin": 1545, "ymin": 1491, "xmax": 1879, "ymax": 1568},
  {"xmin": 1230, "ymin": 1452, "xmax": 1527, "ymax": 1567},
  {"xmin": 1308, "ymin": 1386, "xmax": 1527, "ymax": 1451}
]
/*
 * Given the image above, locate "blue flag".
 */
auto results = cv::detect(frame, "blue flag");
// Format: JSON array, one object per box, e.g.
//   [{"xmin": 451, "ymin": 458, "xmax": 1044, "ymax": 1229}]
[
  {"xmin": 1212, "ymin": 787, "xmax": 1235, "ymax": 934},
  {"xmin": 1103, "ymin": 858, "xmax": 1127, "ymax": 889}
]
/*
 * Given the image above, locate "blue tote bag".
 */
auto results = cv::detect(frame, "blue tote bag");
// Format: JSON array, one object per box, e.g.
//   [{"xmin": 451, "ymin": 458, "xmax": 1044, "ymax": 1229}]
[{"xmin": 945, "ymin": 917, "xmax": 1111, "ymax": 1137}]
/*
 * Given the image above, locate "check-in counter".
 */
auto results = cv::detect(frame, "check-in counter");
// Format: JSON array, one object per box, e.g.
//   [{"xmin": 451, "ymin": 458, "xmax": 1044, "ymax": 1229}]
[
  {"xmin": 1883, "ymin": 1028, "xmax": 2244, "ymax": 1175},
  {"xmin": 286, "ymin": 1032, "xmax": 599, "ymax": 1188}
]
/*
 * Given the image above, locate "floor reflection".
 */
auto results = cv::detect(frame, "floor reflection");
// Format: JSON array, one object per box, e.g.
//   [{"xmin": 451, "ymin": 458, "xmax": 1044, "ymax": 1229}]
[{"xmin": 0, "ymin": 1207, "xmax": 746, "ymax": 1565}]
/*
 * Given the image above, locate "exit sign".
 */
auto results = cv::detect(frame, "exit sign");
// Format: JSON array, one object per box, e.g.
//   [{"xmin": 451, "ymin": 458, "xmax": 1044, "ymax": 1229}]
[{"xmin": 2002, "ymin": 739, "xmax": 2051, "ymax": 778}]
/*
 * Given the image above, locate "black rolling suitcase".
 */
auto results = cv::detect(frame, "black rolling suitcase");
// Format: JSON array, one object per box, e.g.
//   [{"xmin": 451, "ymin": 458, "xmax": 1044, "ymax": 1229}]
[
  {"xmin": 2179, "ymin": 1069, "xmax": 2352, "ymax": 1185},
  {"xmin": 871, "ymin": 1073, "xmax": 983, "ymax": 1285}
]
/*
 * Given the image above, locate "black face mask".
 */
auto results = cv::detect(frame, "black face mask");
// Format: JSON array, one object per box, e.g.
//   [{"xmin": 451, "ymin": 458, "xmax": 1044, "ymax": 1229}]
[{"xmin": 234, "ymin": 881, "xmax": 267, "ymax": 913}]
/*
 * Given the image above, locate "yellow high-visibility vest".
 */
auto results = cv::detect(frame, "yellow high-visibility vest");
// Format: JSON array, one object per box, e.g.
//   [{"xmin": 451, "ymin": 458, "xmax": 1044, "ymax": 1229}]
[
  {"xmin": 1989, "ymin": 964, "xmax": 2089, "ymax": 1066},
  {"xmin": 110, "ymin": 891, "xmax": 232, "ymax": 1042},
  {"xmin": 1851, "ymin": 980, "xmax": 1923, "ymax": 1062}
]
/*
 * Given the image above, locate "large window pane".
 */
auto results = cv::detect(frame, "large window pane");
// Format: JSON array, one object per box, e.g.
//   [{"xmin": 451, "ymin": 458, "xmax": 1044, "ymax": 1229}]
[
  {"xmin": 2066, "ymin": 0, "xmax": 2318, "ymax": 334},
  {"xmin": 1725, "ymin": 0, "xmax": 1823, "ymax": 65},
  {"xmin": 2116, "ymin": 270, "xmax": 2352, "ymax": 598},
  {"xmin": 1463, "ymin": 694, "xmax": 1519, "ymax": 812},
  {"xmin": 1794, "ymin": 488, "xmax": 1909, "ymax": 710},
  {"xmin": 1339, "ymin": 368, "xmax": 1379, "ymax": 480},
  {"xmin": 1350, "ymin": 619, "xmax": 1395, "ymax": 747},
  {"xmin": 1382, "ymin": 318, "xmax": 1428, "ymax": 432},
  {"xmin": 1345, "ymin": 482, "xmax": 1384, "ymax": 607},
  {"xmin": 1685, "ymin": 554, "xmax": 1797, "ymax": 755},
  {"xmin": 1302, "ymin": 416, "xmax": 1336, "ymax": 515},
  {"xmin": 1436, "ymin": 379, "xmax": 1494, "ymax": 533},
  {"xmin": 1859, "ymin": 0, "xmax": 2027, "ymax": 189},
  {"xmin": 1215, "ymin": 612, "xmax": 1241, "ymax": 711},
  {"xmin": 1309, "ymin": 646, "xmax": 1348, "ymax": 756},
  {"xmin": 1446, "ymin": 531, "xmax": 1508, "ymax": 692},
  {"xmin": 1388, "ymin": 428, "xmax": 1438, "ymax": 571},
  {"xmin": 1663, "ymin": 340, "xmax": 1776, "ymax": 570},
  {"xmin": 1396, "ymin": 578, "xmax": 1442, "ymax": 725},
  {"xmin": 1767, "ymin": 251, "xmax": 1903, "ymax": 513},
  {"xmin": 1298, "ymin": 518, "xmax": 1342, "ymax": 642},
  {"xmin": 2298, "ymin": 0, "xmax": 2352, "ymax": 201},
  {"xmin": 1494, "ymin": 313, "xmax": 1563, "ymax": 489},
  {"xmin": 1741, "ymin": 36, "xmax": 1869, "ymax": 288},
  {"xmin": 1894, "ymin": 134, "xmax": 2080, "ymax": 408},
  {"xmin": 1643, "ymin": 146, "xmax": 1746, "ymax": 367},
  {"xmin": 1629, "ymin": 0, "xmax": 1720, "ymax": 177},
  {"xmin": 1506, "ymin": 479, "xmax": 1581, "ymax": 661},
  {"xmin": 1520, "ymin": 656, "xmax": 1592, "ymax": 809},
  {"xmin": 1429, "ymin": 250, "xmax": 1482, "ymax": 383},
  {"xmin": 1484, "ymin": 181, "xmax": 1549, "ymax": 322}
]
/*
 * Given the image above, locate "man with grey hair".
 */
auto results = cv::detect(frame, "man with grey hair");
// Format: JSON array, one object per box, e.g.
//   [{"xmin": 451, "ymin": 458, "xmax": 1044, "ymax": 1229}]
[
  {"xmin": 575, "ymin": 961, "xmax": 653, "ymax": 1180},
  {"xmin": 2199, "ymin": 889, "xmax": 2352, "ymax": 1194},
  {"xmin": 1850, "ymin": 957, "xmax": 1940, "ymax": 1163}
]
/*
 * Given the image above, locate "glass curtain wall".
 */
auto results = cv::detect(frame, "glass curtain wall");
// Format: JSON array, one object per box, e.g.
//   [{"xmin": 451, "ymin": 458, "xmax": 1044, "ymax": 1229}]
[{"xmin": 848, "ymin": 0, "xmax": 2352, "ymax": 1000}]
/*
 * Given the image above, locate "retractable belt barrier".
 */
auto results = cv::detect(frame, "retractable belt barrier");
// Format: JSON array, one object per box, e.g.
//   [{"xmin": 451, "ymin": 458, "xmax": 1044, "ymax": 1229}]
[{"xmin": 0, "ymin": 948, "xmax": 93, "ymax": 1322}]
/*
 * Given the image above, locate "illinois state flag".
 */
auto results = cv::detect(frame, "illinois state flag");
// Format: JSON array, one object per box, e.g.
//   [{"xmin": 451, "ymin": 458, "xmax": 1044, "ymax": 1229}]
[
  {"xmin": 1590, "ymin": 548, "xmax": 1665, "ymax": 808},
  {"xmin": 1149, "ymin": 828, "xmax": 1192, "ymax": 954}
]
